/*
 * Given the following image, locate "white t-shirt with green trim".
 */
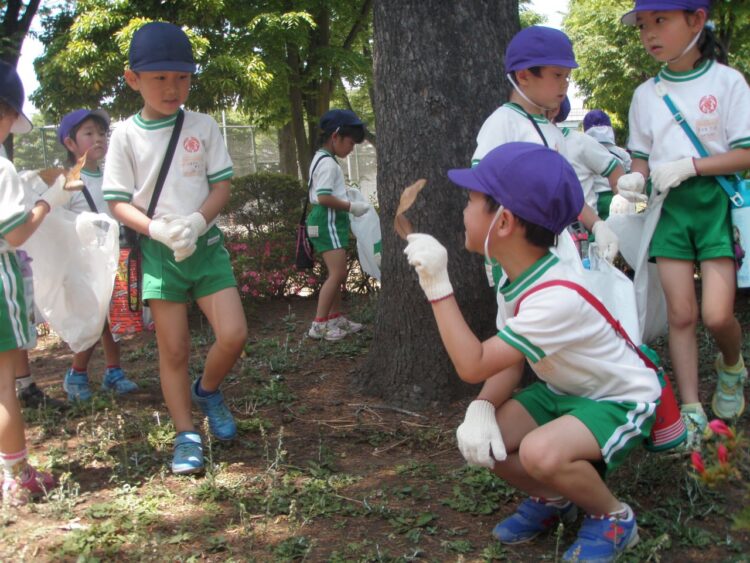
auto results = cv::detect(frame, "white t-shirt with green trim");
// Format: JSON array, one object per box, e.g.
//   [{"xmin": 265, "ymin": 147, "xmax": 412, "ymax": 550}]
[
  {"xmin": 472, "ymin": 103, "xmax": 565, "ymax": 165},
  {"xmin": 0, "ymin": 158, "xmax": 30, "ymax": 255},
  {"xmin": 66, "ymin": 169, "xmax": 111, "ymax": 217},
  {"xmin": 495, "ymin": 253, "xmax": 661, "ymax": 403},
  {"xmin": 309, "ymin": 149, "xmax": 346, "ymax": 204},
  {"xmin": 102, "ymin": 110, "xmax": 233, "ymax": 227},
  {"xmin": 627, "ymin": 60, "xmax": 750, "ymax": 168},
  {"xmin": 561, "ymin": 128, "xmax": 619, "ymax": 208}
]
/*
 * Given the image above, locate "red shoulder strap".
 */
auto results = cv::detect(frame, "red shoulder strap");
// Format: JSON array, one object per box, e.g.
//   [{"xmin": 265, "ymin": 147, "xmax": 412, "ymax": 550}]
[{"xmin": 514, "ymin": 280, "xmax": 658, "ymax": 372}]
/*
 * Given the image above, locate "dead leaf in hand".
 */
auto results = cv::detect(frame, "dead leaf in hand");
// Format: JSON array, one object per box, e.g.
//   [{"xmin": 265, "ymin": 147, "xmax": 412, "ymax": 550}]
[
  {"xmin": 37, "ymin": 168, "xmax": 67, "ymax": 187},
  {"xmin": 395, "ymin": 178, "xmax": 426, "ymax": 240},
  {"xmin": 64, "ymin": 150, "xmax": 88, "ymax": 190}
]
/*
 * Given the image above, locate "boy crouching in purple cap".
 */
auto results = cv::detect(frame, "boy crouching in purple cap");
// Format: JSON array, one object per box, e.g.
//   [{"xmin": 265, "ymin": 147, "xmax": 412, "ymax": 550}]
[{"xmin": 404, "ymin": 143, "xmax": 661, "ymax": 562}]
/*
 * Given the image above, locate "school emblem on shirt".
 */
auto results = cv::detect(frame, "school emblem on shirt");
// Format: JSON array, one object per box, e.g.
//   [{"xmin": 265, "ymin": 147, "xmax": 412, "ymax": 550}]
[
  {"xmin": 699, "ymin": 95, "xmax": 718, "ymax": 114},
  {"xmin": 183, "ymin": 137, "xmax": 201, "ymax": 153}
]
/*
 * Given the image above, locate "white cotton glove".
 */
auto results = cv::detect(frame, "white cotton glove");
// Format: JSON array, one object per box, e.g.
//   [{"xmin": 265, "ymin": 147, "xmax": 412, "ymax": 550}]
[
  {"xmin": 650, "ymin": 157, "xmax": 696, "ymax": 194},
  {"xmin": 403, "ymin": 233, "xmax": 454, "ymax": 302},
  {"xmin": 592, "ymin": 220, "xmax": 619, "ymax": 263},
  {"xmin": 148, "ymin": 216, "xmax": 190, "ymax": 249},
  {"xmin": 608, "ymin": 194, "xmax": 636, "ymax": 216},
  {"xmin": 37, "ymin": 175, "xmax": 72, "ymax": 209},
  {"xmin": 349, "ymin": 201, "xmax": 371, "ymax": 217},
  {"xmin": 616, "ymin": 172, "xmax": 647, "ymax": 203},
  {"xmin": 173, "ymin": 243, "xmax": 197, "ymax": 263},
  {"xmin": 456, "ymin": 400, "xmax": 506, "ymax": 468}
]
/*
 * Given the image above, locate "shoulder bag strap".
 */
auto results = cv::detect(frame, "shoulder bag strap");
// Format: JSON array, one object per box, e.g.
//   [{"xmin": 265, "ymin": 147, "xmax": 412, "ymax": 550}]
[
  {"xmin": 146, "ymin": 108, "xmax": 185, "ymax": 219},
  {"xmin": 515, "ymin": 104, "xmax": 549, "ymax": 148},
  {"xmin": 514, "ymin": 279, "xmax": 658, "ymax": 371},
  {"xmin": 81, "ymin": 185, "xmax": 98, "ymax": 213},
  {"xmin": 653, "ymin": 75, "xmax": 744, "ymax": 207},
  {"xmin": 301, "ymin": 152, "xmax": 334, "ymax": 222}
]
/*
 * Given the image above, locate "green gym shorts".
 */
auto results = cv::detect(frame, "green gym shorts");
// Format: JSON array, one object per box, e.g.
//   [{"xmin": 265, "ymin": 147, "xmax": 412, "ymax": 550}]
[
  {"xmin": 141, "ymin": 224, "xmax": 237, "ymax": 303},
  {"xmin": 306, "ymin": 204, "xmax": 350, "ymax": 253},
  {"xmin": 650, "ymin": 176, "xmax": 733, "ymax": 262},
  {"xmin": 514, "ymin": 382, "xmax": 655, "ymax": 474},
  {"xmin": 0, "ymin": 252, "xmax": 29, "ymax": 352}
]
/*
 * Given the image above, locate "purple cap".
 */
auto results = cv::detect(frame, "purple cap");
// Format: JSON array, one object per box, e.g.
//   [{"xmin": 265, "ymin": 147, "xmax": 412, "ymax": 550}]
[
  {"xmin": 319, "ymin": 109, "xmax": 364, "ymax": 133},
  {"xmin": 554, "ymin": 96, "xmax": 571, "ymax": 123},
  {"xmin": 448, "ymin": 143, "xmax": 583, "ymax": 235},
  {"xmin": 582, "ymin": 109, "xmax": 612, "ymax": 131},
  {"xmin": 129, "ymin": 22, "xmax": 196, "ymax": 73},
  {"xmin": 0, "ymin": 61, "xmax": 32, "ymax": 134},
  {"xmin": 57, "ymin": 109, "xmax": 110, "ymax": 145},
  {"xmin": 504, "ymin": 26, "xmax": 578, "ymax": 72},
  {"xmin": 621, "ymin": 0, "xmax": 711, "ymax": 25}
]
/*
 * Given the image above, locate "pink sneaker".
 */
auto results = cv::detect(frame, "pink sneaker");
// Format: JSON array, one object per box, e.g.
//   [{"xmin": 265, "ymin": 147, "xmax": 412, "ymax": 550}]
[
  {"xmin": 20, "ymin": 464, "xmax": 56, "ymax": 496},
  {"xmin": 2, "ymin": 478, "xmax": 30, "ymax": 507}
]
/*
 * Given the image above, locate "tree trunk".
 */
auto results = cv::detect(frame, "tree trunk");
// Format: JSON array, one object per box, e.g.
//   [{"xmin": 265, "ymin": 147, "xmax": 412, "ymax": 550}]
[
  {"xmin": 277, "ymin": 122, "xmax": 299, "ymax": 177},
  {"xmin": 355, "ymin": 0, "xmax": 518, "ymax": 408}
]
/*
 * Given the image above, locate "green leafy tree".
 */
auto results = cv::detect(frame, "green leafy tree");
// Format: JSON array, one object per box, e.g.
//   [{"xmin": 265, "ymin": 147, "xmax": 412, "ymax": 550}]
[{"xmin": 565, "ymin": 0, "xmax": 750, "ymax": 138}]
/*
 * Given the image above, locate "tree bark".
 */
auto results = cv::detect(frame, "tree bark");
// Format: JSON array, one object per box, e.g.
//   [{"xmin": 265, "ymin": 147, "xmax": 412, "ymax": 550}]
[
  {"xmin": 277, "ymin": 122, "xmax": 299, "ymax": 177},
  {"xmin": 355, "ymin": 0, "xmax": 518, "ymax": 407}
]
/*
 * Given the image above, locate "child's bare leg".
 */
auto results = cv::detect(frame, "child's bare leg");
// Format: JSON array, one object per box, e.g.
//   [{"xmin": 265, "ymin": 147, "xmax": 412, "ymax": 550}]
[
  {"xmin": 0, "ymin": 350, "xmax": 26, "ymax": 453},
  {"xmin": 701, "ymin": 258, "xmax": 742, "ymax": 364},
  {"xmin": 72, "ymin": 345, "xmax": 96, "ymax": 371},
  {"xmin": 100, "ymin": 322, "xmax": 121, "ymax": 366},
  {"xmin": 149, "ymin": 299, "xmax": 194, "ymax": 433},
  {"xmin": 14, "ymin": 350, "xmax": 31, "ymax": 378},
  {"xmin": 315, "ymin": 249, "xmax": 347, "ymax": 319},
  {"xmin": 196, "ymin": 287, "xmax": 247, "ymax": 392},
  {"xmin": 657, "ymin": 258, "xmax": 700, "ymax": 404}
]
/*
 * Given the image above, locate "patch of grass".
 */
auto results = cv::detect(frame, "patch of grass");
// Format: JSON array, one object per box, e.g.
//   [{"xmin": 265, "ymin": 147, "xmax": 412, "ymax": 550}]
[{"xmin": 440, "ymin": 466, "xmax": 515, "ymax": 515}]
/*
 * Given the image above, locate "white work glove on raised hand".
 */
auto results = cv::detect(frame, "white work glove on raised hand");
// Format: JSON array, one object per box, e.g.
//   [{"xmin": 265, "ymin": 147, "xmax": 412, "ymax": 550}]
[
  {"xmin": 616, "ymin": 172, "xmax": 647, "ymax": 203},
  {"xmin": 349, "ymin": 201, "xmax": 371, "ymax": 217},
  {"xmin": 592, "ymin": 220, "xmax": 619, "ymax": 263},
  {"xmin": 403, "ymin": 233, "xmax": 454, "ymax": 302},
  {"xmin": 148, "ymin": 216, "xmax": 190, "ymax": 250},
  {"xmin": 173, "ymin": 243, "xmax": 197, "ymax": 263},
  {"xmin": 650, "ymin": 157, "xmax": 696, "ymax": 194},
  {"xmin": 456, "ymin": 400, "xmax": 506, "ymax": 468},
  {"xmin": 37, "ymin": 175, "xmax": 71, "ymax": 209},
  {"xmin": 608, "ymin": 193, "xmax": 636, "ymax": 216}
]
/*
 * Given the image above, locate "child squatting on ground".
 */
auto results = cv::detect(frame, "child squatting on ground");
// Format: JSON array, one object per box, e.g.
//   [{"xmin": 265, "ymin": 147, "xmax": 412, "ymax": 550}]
[
  {"xmin": 404, "ymin": 143, "xmax": 662, "ymax": 561},
  {"xmin": 306, "ymin": 109, "xmax": 370, "ymax": 341},
  {"xmin": 0, "ymin": 61, "xmax": 69, "ymax": 505},
  {"xmin": 618, "ymin": 0, "xmax": 750, "ymax": 446},
  {"xmin": 472, "ymin": 25, "xmax": 621, "ymax": 263},
  {"xmin": 58, "ymin": 108, "xmax": 139, "ymax": 401},
  {"xmin": 103, "ymin": 22, "xmax": 248, "ymax": 475}
]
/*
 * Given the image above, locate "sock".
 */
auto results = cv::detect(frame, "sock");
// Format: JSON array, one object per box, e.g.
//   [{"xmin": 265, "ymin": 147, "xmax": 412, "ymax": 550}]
[
  {"xmin": 15, "ymin": 374, "xmax": 33, "ymax": 391},
  {"xmin": 532, "ymin": 495, "xmax": 569, "ymax": 508},
  {"xmin": 681, "ymin": 402, "xmax": 705, "ymax": 416},
  {"xmin": 71, "ymin": 365, "xmax": 88, "ymax": 374},
  {"xmin": 106, "ymin": 365, "xmax": 121, "ymax": 371},
  {"xmin": 0, "ymin": 449, "xmax": 28, "ymax": 480},
  {"xmin": 313, "ymin": 317, "xmax": 328, "ymax": 324},
  {"xmin": 195, "ymin": 377, "xmax": 216, "ymax": 397},
  {"xmin": 608, "ymin": 503, "xmax": 631, "ymax": 520}
]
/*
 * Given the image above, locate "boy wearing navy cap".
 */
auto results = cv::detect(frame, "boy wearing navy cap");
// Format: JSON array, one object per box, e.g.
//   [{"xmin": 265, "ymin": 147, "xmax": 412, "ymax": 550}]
[
  {"xmin": 472, "ymin": 26, "xmax": 621, "ymax": 262},
  {"xmin": 103, "ymin": 22, "xmax": 248, "ymax": 475},
  {"xmin": 404, "ymin": 143, "xmax": 660, "ymax": 561}
]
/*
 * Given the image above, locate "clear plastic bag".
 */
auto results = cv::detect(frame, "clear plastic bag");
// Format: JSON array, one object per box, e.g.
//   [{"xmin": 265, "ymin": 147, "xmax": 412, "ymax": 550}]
[{"xmin": 347, "ymin": 188, "xmax": 382, "ymax": 281}]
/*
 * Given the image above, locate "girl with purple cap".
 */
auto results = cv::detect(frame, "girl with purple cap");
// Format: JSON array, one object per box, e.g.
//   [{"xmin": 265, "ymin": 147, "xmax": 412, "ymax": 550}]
[{"xmin": 619, "ymin": 0, "xmax": 750, "ymax": 445}]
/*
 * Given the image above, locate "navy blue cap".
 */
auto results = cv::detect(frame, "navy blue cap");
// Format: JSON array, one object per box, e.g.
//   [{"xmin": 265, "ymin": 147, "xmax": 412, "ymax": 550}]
[
  {"xmin": 621, "ymin": 0, "xmax": 711, "ymax": 25},
  {"xmin": 319, "ymin": 109, "xmax": 364, "ymax": 133},
  {"xmin": 57, "ymin": 109, "xmax": 110, "ymax": 145},
  {"xmin": 129, "ymin": 22, "xmax": 196, "ymax": 73},
  {"xmin": 504, "ymin": 26, "xmax": 578, "ymax": 72},
  {"xmin": 0, "ymin": 61, "xmax": 32, "ymax": 134},
  {"xmin": 583, "ymin": 109, "xmax": 612, "ymax": 130},
  {"xmin": 448, "ymin": 143, "xmax": 583, "ymax": 235},
  {"xmin": 554, "ymin": 96, "xmax": 571, "ymax": 123}
]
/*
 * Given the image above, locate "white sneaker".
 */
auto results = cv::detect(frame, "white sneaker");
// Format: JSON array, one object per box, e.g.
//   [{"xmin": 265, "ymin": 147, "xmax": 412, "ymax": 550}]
[
  {"xmin": 329, "ymin": 315, "xmax": 363, "ymax": 334},
  {"xmin": 307, "ymin": 322, "xmax": 347, "ymax": 341}
]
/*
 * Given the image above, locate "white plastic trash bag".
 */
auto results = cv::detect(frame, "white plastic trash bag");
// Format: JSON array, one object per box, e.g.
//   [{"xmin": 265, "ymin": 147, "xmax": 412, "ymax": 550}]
[
  {"xmin": 347, "ymin": 188, "xmax": 382, "ymax": 281},
  {"xmin": 20, "ymin": 204, "xmax": 119, "ymax": 353}
]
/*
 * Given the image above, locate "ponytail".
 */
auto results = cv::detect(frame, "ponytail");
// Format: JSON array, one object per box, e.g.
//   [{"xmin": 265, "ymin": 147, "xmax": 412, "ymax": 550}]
[{"xmin": 695, "ymin": 23, "xmax": 727, "ymax": 67}]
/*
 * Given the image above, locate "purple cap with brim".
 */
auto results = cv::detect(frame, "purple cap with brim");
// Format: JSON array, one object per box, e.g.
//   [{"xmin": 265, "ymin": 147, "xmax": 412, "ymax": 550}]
[
  {"xmin": 0, "ymin": 61, "xmax": 32, "ymax": 134},
  {"xmin": 554, "ymin": 96, "xmax": 571, "ymax": 124},
  {"xmin": 57, "ymin": 109, "xmax": 110, "ymax": 145},
  {"xmin": 583, "ymin": 109, "xmax": 612, "ymax": 130},
  {"xmin": 504, "ymin": 26, "xmax": 578, "ymax": 72},
  {"xmin": 448, "ymin": 143, "xmax": 583, "ymax": 235},
  {"xmin": 621, "ymin": 0, "xmax": 711, "ymax": 25}
]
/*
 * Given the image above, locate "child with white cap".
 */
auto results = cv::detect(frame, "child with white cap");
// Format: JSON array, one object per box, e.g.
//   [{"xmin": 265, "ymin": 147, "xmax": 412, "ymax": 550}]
[
  {"xmin": 619, "ymin": 0, "xmax": 750, "ymax": 445},
  {"xmin": 404, "ymin": 143, "xmax": 660, "ymax": 561}
]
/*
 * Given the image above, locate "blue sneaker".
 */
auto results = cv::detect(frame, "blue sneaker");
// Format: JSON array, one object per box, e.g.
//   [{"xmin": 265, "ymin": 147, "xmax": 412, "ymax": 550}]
[
  {"xmin": 493, "ymin": 497, "xmax": 578, "ymax": 544},
  {"xmin": 191, "ymin": 379, "xmax": 237, "ymax": 440},
  {"xmin": 102, "ymin": 367, "xmax": 138, "ymax": 395},
  {"xmin": 563, "ymin": 504, "xmax": 639, "ymax": 562},
  {"xmin": 63, "ymin": 368, "xmax": 92, "ymax": 402},
  {"xmin": 172, "ymin": 431, "xmax": 204, "ymax": 475}
]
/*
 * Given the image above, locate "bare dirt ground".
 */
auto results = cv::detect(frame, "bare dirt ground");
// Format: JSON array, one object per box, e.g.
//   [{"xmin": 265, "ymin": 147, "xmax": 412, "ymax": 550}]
[{"xmin": 2, "ymin": 294, "xmax": 749, "ymax": 562}]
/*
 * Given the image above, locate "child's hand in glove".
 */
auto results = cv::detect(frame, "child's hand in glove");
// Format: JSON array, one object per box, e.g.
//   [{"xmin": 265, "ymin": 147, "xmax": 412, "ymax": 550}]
[
  {"xmin": 456, "ymin": 400, "xmax": 506, "ymax": 468},
  {"xmin": 403, "ymin": 233, "xmax": 454, "ymax": 302}
]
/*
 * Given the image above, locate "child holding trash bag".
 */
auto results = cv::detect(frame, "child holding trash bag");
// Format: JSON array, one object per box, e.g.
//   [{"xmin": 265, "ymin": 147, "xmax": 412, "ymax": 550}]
[
  {"xmin": 619, "ymin": 0, "xmax": 750, "ymax": 445},
  {"xmin": 306, "ymin": 109, "xmax": 370, "ymax": 341},
  {"xmin": 0, "ymin": 61, "xmax": 61, "ymax": 505},
  {"xmin": 57, "ymin": 108, "xmax": 139, "ymax": 401}
]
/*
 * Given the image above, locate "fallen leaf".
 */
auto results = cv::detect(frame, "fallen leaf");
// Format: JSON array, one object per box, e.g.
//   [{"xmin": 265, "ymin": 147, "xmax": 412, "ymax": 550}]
[{"xmin": 394, "ymin": 178, "xmax": 426, "ymax": 240}]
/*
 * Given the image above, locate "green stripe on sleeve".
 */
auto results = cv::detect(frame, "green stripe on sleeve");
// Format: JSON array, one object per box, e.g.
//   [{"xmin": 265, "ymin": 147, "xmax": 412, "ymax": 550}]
[
  {"xmin": 631, "ymin": 151, "xmax": 649, "ymax": 161},
  {"xmin": 0, "ymin": 212, "xmax": 28, "ymax": 235},
  {"xmin": 208, "ymin": 167, "xmax": 233, "ymax": 184},
  {"xmin": 103, "ymin": 191, "xmax": 133, "ymax": 202},
  {"xmin": 498, "ymin": 327, "xmax": 545, "ymax": 363},
  {"xmin": 729, "ymin": 137, "xmax": 750, "ymax": 149},
  {"xmin": 601, "ymin": 158, "xmax": 618, "ymax": 177}
]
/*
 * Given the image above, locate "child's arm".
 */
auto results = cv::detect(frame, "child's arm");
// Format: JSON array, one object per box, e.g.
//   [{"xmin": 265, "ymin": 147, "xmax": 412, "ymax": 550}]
[
  {"xmin": 318, "ymin": 194, "xmax": 370, "ymax": 216},
  {"xmin": 404, "ymin": 233, "xmax": 525, "ymax": 384},
  {"xmin": 4, "ymin": 202, "xmax": 51, "ymax": 248},
  {"xmin": 647, "ymin": 149, "xmax": 750, "ymax": 195},
  {"xmin": 578, "ymin": 203, "xmax": 619, "ymax": 263}
]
